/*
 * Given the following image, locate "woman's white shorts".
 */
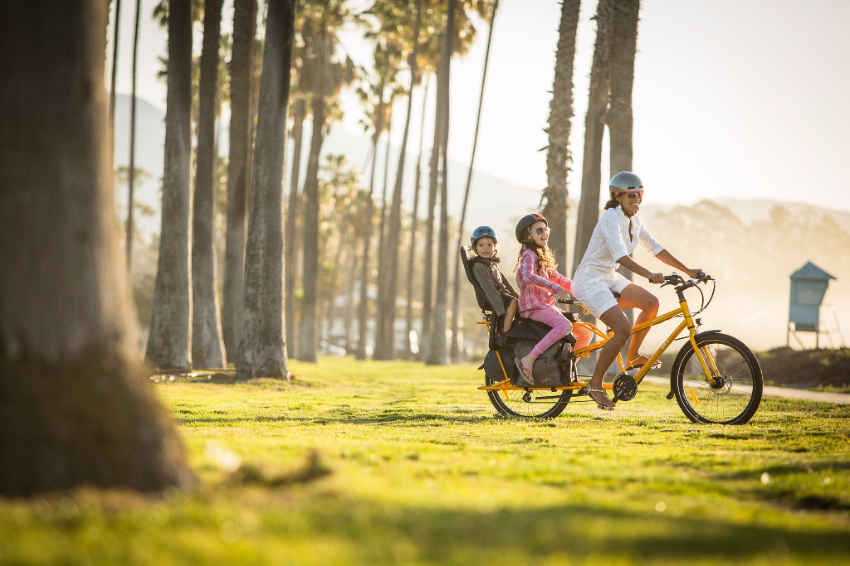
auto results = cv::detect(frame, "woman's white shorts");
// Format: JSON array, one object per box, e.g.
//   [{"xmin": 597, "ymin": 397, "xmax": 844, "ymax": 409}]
[{"xmin": 572, "ymin": 268, "xmax": 632, "ymax": 318}]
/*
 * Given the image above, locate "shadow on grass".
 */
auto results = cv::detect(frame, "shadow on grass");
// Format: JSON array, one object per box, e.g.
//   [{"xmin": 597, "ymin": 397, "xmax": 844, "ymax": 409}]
[
  {"xmin": 179, "ymin": 410, "xmax": 496, "ymax": 427},
  {"xmin": 300, "ymin": 499, "xmax": 850, "ymax": 563}
]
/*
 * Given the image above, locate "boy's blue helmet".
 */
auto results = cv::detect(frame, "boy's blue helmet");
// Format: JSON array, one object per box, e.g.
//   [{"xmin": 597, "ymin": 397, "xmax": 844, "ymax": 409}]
[{"xmin": 471, "ymin": 226, "xmax": 498, "ymax": 247}]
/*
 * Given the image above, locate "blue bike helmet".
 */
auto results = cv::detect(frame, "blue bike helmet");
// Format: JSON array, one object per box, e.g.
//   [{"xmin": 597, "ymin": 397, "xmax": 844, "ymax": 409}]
[{"xmin": 471, "ymin": 226, "xmax": 498, "ymax": 248}]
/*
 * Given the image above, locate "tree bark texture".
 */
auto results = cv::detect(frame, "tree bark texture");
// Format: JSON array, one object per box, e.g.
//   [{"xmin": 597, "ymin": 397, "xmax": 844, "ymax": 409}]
[
  {"xmin": 374, "ymin": 112, "xmax": 393, "ymax": 358},
  {"xmin": 222, "ymin": 0, "xmax": 257, "ymax": 358},
  {"xmin": 450, "ymin": 0, "xmax": 498, "ymax": 363},
  {"xmin": 192, "ymin": 0, "xmax": 226, "ymax": 368},
  {"xmin": 379, "ymin": 0, "xmax": 421, "ymax": 361},
  {"xmin": 573, "ymin": 0, "xmax": 612, "ymax": 274},
  {"xmin": 285, "ymin": 98, "xmax": 306, "ymax": 359},
  {"xmin": 236, "ymin": 0, "xmax": 296, "ymax": 379},
  {"xmin": 608, "ymin": 0, "xmax": 639, "ymax": 183},
  {"xmin": 426, "ymin": 0, "xmax": 456, "ymax": 366},
  {"xmin": 542, "ymin": 0, "xmax": 580, "ymax": 275},
  {"xmin": 0, "ymin": 0, "xmax": 194, "ymax": 496},
  {"xmin": 108, "ymin": 0, "xmax": 122, "ymax": 173},
  {"xmin": 298, "ymin": 94, "xmax": 325, "ymax": 363},
  {"xmin": 146, "ymin": 0, "xmax": 194, "ymax": 370}
]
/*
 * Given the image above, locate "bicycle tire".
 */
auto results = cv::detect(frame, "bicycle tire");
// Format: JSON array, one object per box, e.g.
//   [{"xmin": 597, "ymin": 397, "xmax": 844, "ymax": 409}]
[
  {"xmin": 671, "ymin": 333, "xmax": 763, "ymax": 425},
  {"xmin": 485, "ymin": 368, "xmax": 571, "ymax": 419}
]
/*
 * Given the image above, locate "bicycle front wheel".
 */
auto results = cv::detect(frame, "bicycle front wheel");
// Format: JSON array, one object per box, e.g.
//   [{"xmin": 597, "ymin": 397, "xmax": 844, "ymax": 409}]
[
  {"xmin": 672, "ymin": 333, "xmax": 763, "ymax": 425},
  {"xmin": 485, "ymin": 372, "xmax": 570, "ymax": 419}
]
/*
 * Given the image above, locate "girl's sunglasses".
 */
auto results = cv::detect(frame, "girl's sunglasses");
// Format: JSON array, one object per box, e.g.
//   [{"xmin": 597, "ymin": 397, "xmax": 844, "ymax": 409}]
[{"xmin": 533, "ymin": 227, "xmax": 550, "ymax": 235}]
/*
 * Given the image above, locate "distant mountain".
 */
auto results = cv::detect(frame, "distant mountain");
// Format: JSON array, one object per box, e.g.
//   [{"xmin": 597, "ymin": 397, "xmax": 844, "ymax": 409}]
[{"xmin": 114, "ymin": 95, "xmax": 850, "ymax": 246}]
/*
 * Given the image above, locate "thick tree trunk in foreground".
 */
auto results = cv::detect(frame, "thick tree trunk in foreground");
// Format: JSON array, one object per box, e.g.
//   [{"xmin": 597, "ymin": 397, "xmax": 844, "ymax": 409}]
[
  {"xmin": 451, "ymin": 0, "xmax": 498, "ymax": 363},
  {"xmin": 380, "ymin": 1, "xmax": 421, "ymax": 361},
  {"xmin": 542, "ymin": 0, "xmax": 580, "ymax": 275},
  {"xmin": 426, "ymin": 0, "xmax": 456, "ymax": 366},
  {"xmin": 298, "ymin": 94, "xmax": 325, "ymax": 363},
  {"xmin": 192, "ymin": 0, "xmax": 226, "ymax": 368},
  {"xmin": 285, "ymin": 98, "xmax": 306, "ymax": 359},
  {"xmin": 146, "ymin": 0, "xmax": 194, "ymax": 370},
  {"xmin": 222, "ymin": 0, "xmax": 257, "ymax": 358},
  {"xmin": 573, "ymin": 0, "xmax": 612, "ymax": 273},
  {"xmin": 236, "ymin": 0, "xmax": 297, "ymax": 379},
  {"xmin": 0, "ymin": 0, "xmax": 193, "ymax": 496}
]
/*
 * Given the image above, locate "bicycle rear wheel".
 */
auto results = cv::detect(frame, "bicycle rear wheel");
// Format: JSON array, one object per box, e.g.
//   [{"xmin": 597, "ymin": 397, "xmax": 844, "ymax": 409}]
[
  {"xmin": 672, "ymin": 333, "xmax": 763, "ymax": 425},
  {"xmin": 485, "ymin": 371, "xmax": 571, "ymax": 419}
]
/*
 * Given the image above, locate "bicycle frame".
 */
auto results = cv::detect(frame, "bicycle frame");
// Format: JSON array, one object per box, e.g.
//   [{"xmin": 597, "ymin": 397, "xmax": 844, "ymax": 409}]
[
  {"xmin": 572, "ymin": 289, "xmax": 718, "ymax": 386},
  {"xmin": 478, "ymin": 281, "xmax": 719, "ymax": 393}
]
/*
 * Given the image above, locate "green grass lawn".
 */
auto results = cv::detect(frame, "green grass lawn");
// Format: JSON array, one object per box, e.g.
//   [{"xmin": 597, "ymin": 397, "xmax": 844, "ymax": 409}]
[{"xmin": 2, "ymin": 356, "xmax": 849, "ymax": 565}]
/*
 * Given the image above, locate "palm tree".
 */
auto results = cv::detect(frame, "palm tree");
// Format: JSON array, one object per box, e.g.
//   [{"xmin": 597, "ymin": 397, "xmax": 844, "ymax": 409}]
[
  {"xmin": 404, "ymin": 74, "xmax": 430, "ymax": 358},
  {"xmin": 541, "ymin": 0, "xmax": 580, "ymax": 276},
  {"xmin": 356, "ymin": 52, "xmax": 390, "ymax": 360},
  {"xmin": 108, "ymin": 0, "xmax": 122, "ymax": 174},
  {"xmin": 375, "ymin": 0, "xmax": 423, "ymax": 360},
  {"xmin": 191, "ymin": 0, "xmax": 226, "ymax": 368},
  {"xmin": 298, "ymin": 1, "xmax": 356, "ymax": 363},
  {"xmin": 285, "ymin": 96, "xmax": 306, "ymax": 359},
  {"xmin": 425, "ymin": 0, "xmax": 457, "ymax": 366},
  {"xmin": 450, "ymin": 0, "xmax": 498, "ymax": 363},
  {"xmin": 1, "ymin": 0, "xmax": 194, "ymax": 496},
  {"xmin": 222, "ymin": 0, "xmax": 258, "ymax": 359},
  {"xmin": 607, "ymin": 0, "xmax": 641, "ymax": 303},
  {"xmin": 573, "ymin": 0, "xmax": 612, "ymax": 279},
  {"xmin": 146, "ymin": 0, "xmax": 194, "ymax": 371},
  {"xmin": 235, "ymin": 0, "xmax": 298, "ymax": 379},
  {"xmin": 125, "ymin": 0, "xmax": 142, "ymax": 272}
]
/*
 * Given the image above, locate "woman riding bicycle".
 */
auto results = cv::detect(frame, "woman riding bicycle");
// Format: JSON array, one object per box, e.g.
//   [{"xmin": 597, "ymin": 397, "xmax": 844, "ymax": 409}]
[{"xmin": 572, "ymin": 172, "xmax": 702, "ymax": 410}]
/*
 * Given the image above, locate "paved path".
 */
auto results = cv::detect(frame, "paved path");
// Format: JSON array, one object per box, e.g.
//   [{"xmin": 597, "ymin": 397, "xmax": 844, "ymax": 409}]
[{"xmin": 640, "ymin": 376, "xmax": 850, "ymax": 405}]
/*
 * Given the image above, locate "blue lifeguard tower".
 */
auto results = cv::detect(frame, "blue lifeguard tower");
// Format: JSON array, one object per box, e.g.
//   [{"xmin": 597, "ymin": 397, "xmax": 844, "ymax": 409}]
[{"xmin": 787, "ymin": 261, "xmax": 837, "ymax": 349}]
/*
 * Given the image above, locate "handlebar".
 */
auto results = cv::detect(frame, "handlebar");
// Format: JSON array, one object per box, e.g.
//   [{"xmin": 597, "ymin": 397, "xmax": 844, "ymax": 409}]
[{"xmin": 648, "ymin": 272, "xmax": 713, "ymax": 290}]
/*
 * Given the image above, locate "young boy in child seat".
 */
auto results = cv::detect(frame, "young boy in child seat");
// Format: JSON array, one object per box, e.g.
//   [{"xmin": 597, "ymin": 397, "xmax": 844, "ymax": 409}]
[{"xmin": 469, "ymin": 226, "xmax": 520, "ymax": 341}]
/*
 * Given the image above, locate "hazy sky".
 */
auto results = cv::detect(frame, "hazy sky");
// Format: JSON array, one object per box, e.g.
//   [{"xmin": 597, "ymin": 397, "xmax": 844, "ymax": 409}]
[{"xmin": 110, "ymin": 0, "xmax": 850, "ymax": 208}]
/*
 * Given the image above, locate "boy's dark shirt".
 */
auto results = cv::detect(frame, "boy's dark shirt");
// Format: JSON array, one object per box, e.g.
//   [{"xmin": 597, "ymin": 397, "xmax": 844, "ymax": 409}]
[{"xmin": 470, "ymin": 256, "xmax": 519, "ymax": 316}]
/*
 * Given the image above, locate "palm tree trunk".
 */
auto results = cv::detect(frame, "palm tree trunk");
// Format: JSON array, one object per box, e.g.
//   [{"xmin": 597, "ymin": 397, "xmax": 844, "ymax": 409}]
[
  {"xmin": 285, "ymin": 97, "xmax": 306, "ymax": 359},
  {"xmin": 222, "ymin": 0, "xmax": 257, "ymax": 358},
  {"xmin": 109, "ymin": 0, "xmax": 122, "ymax": 177},
  {"xmin": 573, "ymin": 0, "xmax": 612, "ymax": 275},
  {"xmin": 221, "ymin": 0, "xmax": 257, "ymax": 356},
  {"xmin": 344, "ymin": 236, "xmax": 359, "ymax": 351},
  {"xmin": 298, "ymin": 92, "xmax": 325, "ymax": 363},
  {"xmin": 420, "ymin": 66, "xmax": 444, "ymax": 361},
  {"xmin": 235, "ymin": 0, "xmax": 297, "ymax": 379},
  {"xmin": 191, "ymin": 0, "xmax": 226, "ymax": 368},
  {"xmin": 356, "ymin": 70, "xmax": 387, "ymax": 360},
  {"xmin": 373, "ymin": 111, "xmax": 393, "ymax": 359},
  {"xmin": 426, "ymin": 0, "xmax": 456, "ymax": 367},
  {"xmin": 146, "ymin": 0, "xmax": 194, "ymax": 370},
  {"xmin": 542, "ymin": 0, "xmax": 580, "ymax": 274},
  {"xmin": 405, "ymin": 75, "xmax": 430, "ymax": 359},
  {"xmin": 125, "ymin": 0, "xmax": 141, "ymax": 272},
  {"xmin": 0, "ymin": 0, "xmax": 194, "ymax": 496},
  {"xmin": 380, "ymin": 0, "xmax": 421, "ymax": 361},
  {"xmin": 607, "ymin": 0, "xmax": 640, "ymax": 317},
  {"xmin": 450, "ymin": 0, "xmax": 498, "ymax": 363}
]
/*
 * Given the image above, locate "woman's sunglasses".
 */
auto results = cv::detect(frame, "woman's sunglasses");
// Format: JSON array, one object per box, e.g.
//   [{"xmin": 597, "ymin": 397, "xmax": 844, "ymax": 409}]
[{"xmin": 623, "ymin": 191, "xmax": 644, "ymax": 200}]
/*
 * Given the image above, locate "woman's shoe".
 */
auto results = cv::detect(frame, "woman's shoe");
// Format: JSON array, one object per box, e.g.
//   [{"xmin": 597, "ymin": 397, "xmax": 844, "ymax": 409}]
[
  {"xmin": 626, "ymin": 355, "xmax": 650, "ymax": 370},
  {"xmin": 587, "ymin": 386, "xmax": 615, "ymax": 410}
]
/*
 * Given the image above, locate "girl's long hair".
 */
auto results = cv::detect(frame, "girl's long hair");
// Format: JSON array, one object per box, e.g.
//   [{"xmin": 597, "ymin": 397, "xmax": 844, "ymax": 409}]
[{"xmin": 513, "ymin": 229, "xmax": 558, "ymax": 276}]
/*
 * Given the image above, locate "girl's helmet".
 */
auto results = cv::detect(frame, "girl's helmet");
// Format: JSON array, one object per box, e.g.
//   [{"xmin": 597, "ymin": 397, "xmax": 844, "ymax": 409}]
[
  {"xmin": 515, "ymin": 213, "xmax": 547, "ymax": 243},
  {"xmin": 471, "ymin": 226, "xmax": 498, "ymax": 248},
  {"xmin": 609, "ymin": 172, "xmax": 644, "ymax": 197}
]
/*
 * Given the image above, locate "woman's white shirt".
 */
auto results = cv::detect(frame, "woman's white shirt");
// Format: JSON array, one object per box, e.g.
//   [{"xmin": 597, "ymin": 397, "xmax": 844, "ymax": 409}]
[{"xmin": 574, "ymin": 205, "xmax": 664, "ymax": 278}]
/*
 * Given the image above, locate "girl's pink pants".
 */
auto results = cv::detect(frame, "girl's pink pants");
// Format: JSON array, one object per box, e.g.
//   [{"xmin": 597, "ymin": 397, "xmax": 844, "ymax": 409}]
[{"xmin": 524, "ymin": 306, "xmax": 592, "ymax": 359}]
